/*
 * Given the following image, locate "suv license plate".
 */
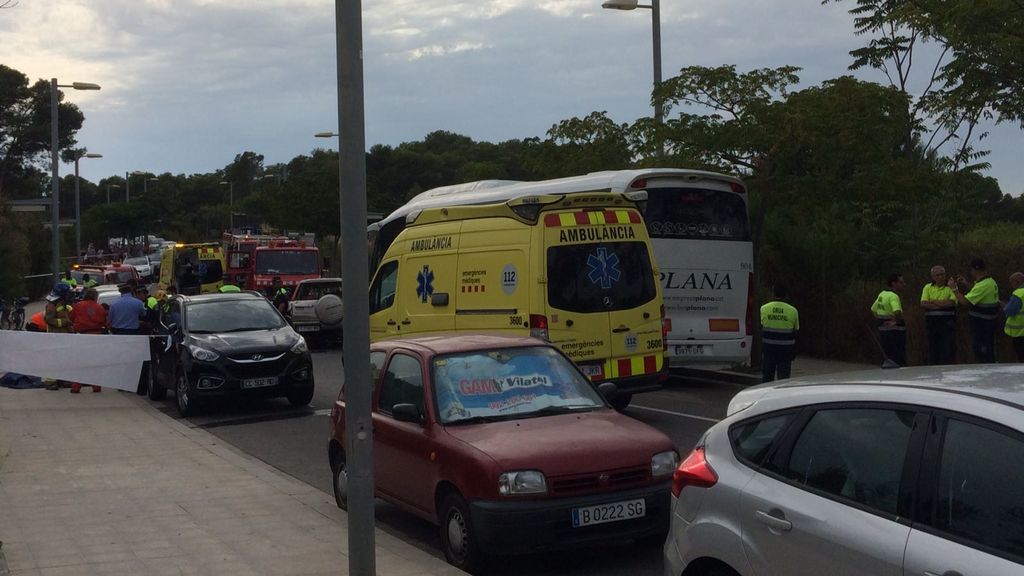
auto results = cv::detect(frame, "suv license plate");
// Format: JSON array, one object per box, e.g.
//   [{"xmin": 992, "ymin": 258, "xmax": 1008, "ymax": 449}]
[
  {"xmin": 242, "ymin": 377, "xmax": 278, "ymax": 389},
  {"xmin": 571, "ymin": 498, "xmax": 645, "ymax": 528},
  {"xmin": 296, "ymin": 325, "xmax": 319, "ymax": 333}
]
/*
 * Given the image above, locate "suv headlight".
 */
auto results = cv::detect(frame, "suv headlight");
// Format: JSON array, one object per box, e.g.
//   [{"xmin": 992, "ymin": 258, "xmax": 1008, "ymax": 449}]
[
  {"xmin": 498, "ymin": 470, "xmax": 547, "ymax": 496},
  {"xmin": 290, "ymin": 337, "xmax": 308, "ymax": 354},
  {"xmin": 188, "ymin": 345, "xmax": 219, "ymax": 362},
  {"xmin": 651, "ymin": 450, "xmax": 680, "ymax": 478}
]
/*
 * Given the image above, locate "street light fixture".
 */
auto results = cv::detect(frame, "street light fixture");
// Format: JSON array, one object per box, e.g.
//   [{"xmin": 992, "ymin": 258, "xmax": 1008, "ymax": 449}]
[
  {"xmin": 219, "ymin": 181, "xmax": 234, "ymax": 231},
  {"xmin": 602, "ymin": 0, "xmax": 663, "ymax": 154},
  {"xmin": 50, "ymin": 78, "xmax": 100, "ymax": 279},
  {"xmin": 73, "ymin": 151, "xmax": 102, "ymax": 259},
  {"xmin": 314, "ymin": 131, "xmax": 339, "ymax": 138}
]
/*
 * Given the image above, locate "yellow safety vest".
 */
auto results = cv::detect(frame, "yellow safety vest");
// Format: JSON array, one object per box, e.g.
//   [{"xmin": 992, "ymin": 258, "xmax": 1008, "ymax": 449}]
[
  {"xmin": 760, "ymin": 300, "xmax": 799, "ymax": 346},
  {"xmin": 871, "ymin": 290, "xmax": 905, "ymax": 331},
  {"xmin": 1005, "ymin": 287, "xmax": 1024, "ymax": 338}
]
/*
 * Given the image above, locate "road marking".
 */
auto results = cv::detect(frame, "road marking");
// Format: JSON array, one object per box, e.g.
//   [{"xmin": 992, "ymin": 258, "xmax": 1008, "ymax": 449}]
[{"xmin": 629, "ymin": 404, "xmax": 721, "ymax": 423}]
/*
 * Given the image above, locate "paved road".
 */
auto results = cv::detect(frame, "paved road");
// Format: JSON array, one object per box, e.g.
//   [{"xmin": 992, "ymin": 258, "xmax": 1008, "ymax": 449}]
[{"xmin": 148, "ymin": 346, "xmax": 741, "ymax": 576}]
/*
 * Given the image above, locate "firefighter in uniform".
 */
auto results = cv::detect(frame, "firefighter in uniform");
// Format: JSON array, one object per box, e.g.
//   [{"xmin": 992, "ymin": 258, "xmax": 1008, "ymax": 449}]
[
  {"xmin": 1003, "ymin": 272, "xmax": 1024, "ymax": 362},
  {"xmin": 955, "ymin": 258, "xmax": 999, "ymax": 363},
  {"xmin": 43, "ymin": 283, "xmax": 74, "ymax": 390},
  {"xmin": 760, "ymin": 283, "xmax": 799, "ymax": 382},
  {"xmin": 872, "ymin": 273, "xmax": 907, "ymax": 368}
]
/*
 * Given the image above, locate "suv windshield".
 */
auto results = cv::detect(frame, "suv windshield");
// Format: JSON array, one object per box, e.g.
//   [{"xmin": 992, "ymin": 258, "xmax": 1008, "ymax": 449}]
[
  {"xmin": 295, "ymin": 281, "xmax": 342, "ymax": 301},
  {"xmin": 256, "ymin": 251, "xmax": 319, "ymax": 275},
  {"xmin": 546, "ymin": 242, "xmax": 657, "ymax": 312},
  {"xmin": 432, "ymin": 346, "xmax": 604, "ymax": 424},
  {"xmin": 186, "ymin": 299, "xmax": 285, "ymax": 333}
]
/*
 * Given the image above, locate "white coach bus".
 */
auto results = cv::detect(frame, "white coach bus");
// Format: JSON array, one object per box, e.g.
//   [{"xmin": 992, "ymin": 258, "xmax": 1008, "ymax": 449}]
[{"xmin": 368, "ymin": 169, "xmax": 754, "ymax": 369}]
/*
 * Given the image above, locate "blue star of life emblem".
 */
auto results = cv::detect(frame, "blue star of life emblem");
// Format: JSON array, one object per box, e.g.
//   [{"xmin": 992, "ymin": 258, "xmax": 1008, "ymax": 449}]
[
  {"xmin": 416, "ymin": 265, "xmax": 434, "ymax": 303},
  {"xmin": 586, "ymin": 248, "xmax": 621, "ymax": 290}
]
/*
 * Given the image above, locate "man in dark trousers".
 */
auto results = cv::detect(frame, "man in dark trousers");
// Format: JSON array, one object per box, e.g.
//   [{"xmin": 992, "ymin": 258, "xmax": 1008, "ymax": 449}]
[
  {"xmin": 760, "ymin": 283, "xmax": 799, "ymax": 382},
  {"xmin": 872, "ymin": 273, "xmax": 907, "ymax": 367}
]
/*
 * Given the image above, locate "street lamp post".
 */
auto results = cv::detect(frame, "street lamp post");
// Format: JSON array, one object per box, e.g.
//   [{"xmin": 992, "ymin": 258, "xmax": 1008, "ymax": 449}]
[
  {"xmin": 74, "ymin": 152, "xmax": 102, "ymax": 259},
  {"xmin": 50, "ymin": 79, "xmax": 100, "ymax": 279},
  {"xmin": 602, "ymin": 0, "xmax": 662, "ymax": 153},
  {"xmin": 219, "ymin": 181, "xmax": 234, "ymax": 231}
]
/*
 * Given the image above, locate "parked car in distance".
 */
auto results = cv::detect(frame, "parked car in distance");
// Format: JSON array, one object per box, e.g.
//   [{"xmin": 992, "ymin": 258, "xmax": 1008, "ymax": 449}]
[
  {"xmin": 94, "ymin": 285, "xmax": 121, "ymax": 308},
  {"xmin": 71, "ymin": 263, "xmax": 141, "ymax": 287},
  {"xmin": 123, "ymin": 256, "xmax": 153, "ymax": 280},
  {"xmin": 288, "ymin": 277, "xmax": 342, "ymax": 341},
  {"xmin": 328, "ymin": 334, "xmax": 678, "ymax": 573},
  {"xmin": 148, "ymin": 291, "xmax": 314, "ymax": 416},
  {"xmin": 664, "ymin": 365, "xmax": 1024, "ymax": 576}
]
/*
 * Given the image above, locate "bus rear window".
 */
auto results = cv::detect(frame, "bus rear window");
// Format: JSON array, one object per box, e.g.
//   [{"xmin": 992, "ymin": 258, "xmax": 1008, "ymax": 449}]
[
  {"xmin": 546, "ymin": 242, "xmax": 656, "ymax": 313},
  {"xmin": 644, "ymin": 187, "xmax": 750, "ymax": 241}
]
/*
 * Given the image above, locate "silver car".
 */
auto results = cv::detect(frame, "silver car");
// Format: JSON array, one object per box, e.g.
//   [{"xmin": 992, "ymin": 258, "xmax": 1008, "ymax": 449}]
[{"xmin": 664, "ymin": 365, "xmax": 1024, "ymax": 576}]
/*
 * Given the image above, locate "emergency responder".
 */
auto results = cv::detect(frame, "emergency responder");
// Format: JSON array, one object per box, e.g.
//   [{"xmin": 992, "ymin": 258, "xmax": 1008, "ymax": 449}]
[
  {"xmin": 1003, "ymin": 272, "xmax": 1024, "ymax": 362},
  {"xmin": 60, "ymin": 270, "xmax": 77, "ymax": 290},
  {"xmin": 920, "ymin": 265, "xmax": 957, "ymax": 365},
  {"xmin": 954, "ymin": 258, "xmax": 999, "ymax": 363},
  {"xmin": 872, "ymin": 273, "xmax": 907, "ymax": 368},
  {"xmin": 81, "ymin": 273, "xmax": 98, "ymax": 289},
  {"xmin": 269, "ymin": 276, "xmax": 289, "ymax": 315},
  {"xmin": 70, "ymin": 287, "xmax": 107, "ymax": 392},
  {"xmin": 26, "ymin": 311, "xmax": 47, "ymax": 332},
  {"xmin": 760, "ymin": 283, "xmax": 799, "ymax": 382},
  {"xmin": 108, "ymin": 283, "xmax": 146, "ymax": 335},
  {"xmin": 43, "ymin": 283, "xmax": 74, "ymax": 390}
]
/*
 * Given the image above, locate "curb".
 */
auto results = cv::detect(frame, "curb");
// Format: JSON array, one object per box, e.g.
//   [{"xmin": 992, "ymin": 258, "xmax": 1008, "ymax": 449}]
[{"xmin": 670, "ymin": 366, "xmax": 761, "ymax": 387}]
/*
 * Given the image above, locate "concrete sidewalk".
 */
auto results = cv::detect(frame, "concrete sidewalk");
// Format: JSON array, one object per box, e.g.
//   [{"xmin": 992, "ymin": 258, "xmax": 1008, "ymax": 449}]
[{"xmin": 0, "ymin": 387, "xmax": 464, "ymax": 576}]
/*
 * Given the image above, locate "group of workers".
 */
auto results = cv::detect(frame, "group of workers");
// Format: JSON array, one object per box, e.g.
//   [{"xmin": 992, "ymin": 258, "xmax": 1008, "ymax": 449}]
[
  {"xmin": 27, "ymin": 280, "xmax": 175, "ymax": 392},
  {"xmin": 759, "ymin": 257, "xmax": 1024, "ymax": 382}
]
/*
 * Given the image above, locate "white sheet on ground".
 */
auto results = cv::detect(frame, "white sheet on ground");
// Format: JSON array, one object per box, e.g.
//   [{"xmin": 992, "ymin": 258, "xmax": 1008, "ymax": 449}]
[{"xmin": 0, "ymin": 331, "xmax": 152, "ymax": 393}]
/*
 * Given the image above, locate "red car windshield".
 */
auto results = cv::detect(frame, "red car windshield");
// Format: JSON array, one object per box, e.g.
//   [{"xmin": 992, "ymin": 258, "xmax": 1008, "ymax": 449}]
[{"xmin": 431, "ymin": 346, "xmax": 605, "ymax": 424}]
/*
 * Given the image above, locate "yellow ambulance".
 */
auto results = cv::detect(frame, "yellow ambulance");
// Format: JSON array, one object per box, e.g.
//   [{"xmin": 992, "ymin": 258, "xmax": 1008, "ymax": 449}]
[
  {"xmin": 158, "ymin": 242, "xmax": 226, "ymax": 295},
  {"xmin": 368, "ymin": 191, "xmax": 667, "ymax": 409}
]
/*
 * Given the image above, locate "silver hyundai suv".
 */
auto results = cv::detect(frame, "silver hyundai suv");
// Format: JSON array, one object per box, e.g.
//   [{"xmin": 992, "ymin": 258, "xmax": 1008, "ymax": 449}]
[{"xmin": 664, "ymin": 365, "xmax": 1024, "ymax": 576}]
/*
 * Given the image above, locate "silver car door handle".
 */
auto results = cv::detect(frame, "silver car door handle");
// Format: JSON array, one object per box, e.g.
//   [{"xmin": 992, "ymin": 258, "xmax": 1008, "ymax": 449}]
[
  {"xmin": 755, "ymin": 510, "xmax": 792, "ymax": 532},
  {"xmin": 923, "ymin": 572, "xmax": 963, "ymax": 576}
]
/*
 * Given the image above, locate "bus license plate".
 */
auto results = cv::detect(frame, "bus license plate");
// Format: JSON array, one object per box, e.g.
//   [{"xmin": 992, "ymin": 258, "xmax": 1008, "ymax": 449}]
[
  {"xmin": 242, "ymin": 377, "xmax": 278, "ymax": 389},
  {"xmin": 572, "ymin": 499, "xmax": 645, "ymax": 528},
  {"xmin": 674, "ymin": 344, "xmax": 708, "ymax": 356}
]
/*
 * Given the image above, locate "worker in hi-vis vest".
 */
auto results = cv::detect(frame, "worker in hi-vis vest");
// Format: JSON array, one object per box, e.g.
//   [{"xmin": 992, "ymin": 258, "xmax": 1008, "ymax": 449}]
[
  {"xmin": 872, "ymin": 273, "xmax": 907, "ymax": 368},
  {"xmin": 1003, "ymin": 272, "xmax": 1024, "ymax": 362},
  {"xmin": 920, "ymin": 265, "xmax": 957, "ymax": 365},
  {"xmin": 955, "ymin": 258, "xmax": 999, "ymax": 363},
  {"xmin": 760, "ymin": 283, "xmax": 799, "ymax": 382}
]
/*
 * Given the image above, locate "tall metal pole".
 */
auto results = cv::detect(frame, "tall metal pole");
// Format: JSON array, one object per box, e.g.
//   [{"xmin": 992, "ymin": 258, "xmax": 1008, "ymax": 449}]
[
  {"xmin": 336, "ymin": 0, "xmax": 373, "ymax": 573},
  {"xmin": 74, "ymin": 155, "xmax": 82, "ymax": 260},
  {"xmin": 230, "ymin": 182, "xmax": 234, "ymax": 231},
  {"xmin": 652, "ymin": 0, "xmax": 663, "ymax": 131},
  {"xmin": 50, "ymin": 79, "xmax": 61, "ymax": 280}
]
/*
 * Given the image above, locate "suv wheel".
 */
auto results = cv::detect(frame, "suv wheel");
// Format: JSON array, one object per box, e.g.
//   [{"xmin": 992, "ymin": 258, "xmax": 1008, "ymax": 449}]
[
  {"xmin": 175, "ymin": 366, "xmax": 197, "ymax": 417},
  {"xmin": 287, "ymin": 384, "xmax": 314, "ymax": 407}
]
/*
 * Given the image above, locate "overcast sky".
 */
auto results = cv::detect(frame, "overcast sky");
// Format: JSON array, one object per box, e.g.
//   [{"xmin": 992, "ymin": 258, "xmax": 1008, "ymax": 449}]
[{"xmin": 4, "ymin": 0, "xmax": 1022, "ymax": 195}]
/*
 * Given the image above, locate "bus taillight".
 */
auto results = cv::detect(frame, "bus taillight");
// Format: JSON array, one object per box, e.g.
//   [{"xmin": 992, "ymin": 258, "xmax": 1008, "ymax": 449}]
[
  {"xmin": 746, "ymin": 272, "xmax": 754, "ymax": 336},
  {"xmin": 661, "ymin": 304, "xmax": 670, "ymax": 351}
]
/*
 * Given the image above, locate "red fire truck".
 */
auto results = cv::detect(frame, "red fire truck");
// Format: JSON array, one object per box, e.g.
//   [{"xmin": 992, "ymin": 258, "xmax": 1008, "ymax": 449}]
[{"xmin": 223, "ymin": 233, "xmax": 321, "ymax": 293}]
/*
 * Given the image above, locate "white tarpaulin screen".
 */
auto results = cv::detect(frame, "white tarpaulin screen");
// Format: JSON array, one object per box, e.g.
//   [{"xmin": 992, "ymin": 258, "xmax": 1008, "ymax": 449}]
[{"xmin": 0, "ymin": 331, "xmax": 152, "ymax": 393}]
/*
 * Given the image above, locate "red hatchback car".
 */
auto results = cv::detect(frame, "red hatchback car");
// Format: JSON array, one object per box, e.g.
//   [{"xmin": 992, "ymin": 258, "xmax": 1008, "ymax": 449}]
[{"xmin": 328, "ymin": 334, "xmax": 678, "ymax": 572}]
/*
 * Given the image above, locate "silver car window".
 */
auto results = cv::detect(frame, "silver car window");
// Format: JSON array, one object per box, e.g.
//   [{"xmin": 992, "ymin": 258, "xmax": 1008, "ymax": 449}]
[
  {"xmin": 935, "ymin": 419, "xmax": 1024, "ymax": 561},
  {"xmin": 779, "ymin": 408, "xmax": 915, "ymax": 516}
]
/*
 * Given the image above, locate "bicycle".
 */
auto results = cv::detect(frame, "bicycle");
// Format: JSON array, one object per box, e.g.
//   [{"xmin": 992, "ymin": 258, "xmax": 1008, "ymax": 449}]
[{"xmin": 9, "ymin": 297, "xmax": 27, "ymax": 330}]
